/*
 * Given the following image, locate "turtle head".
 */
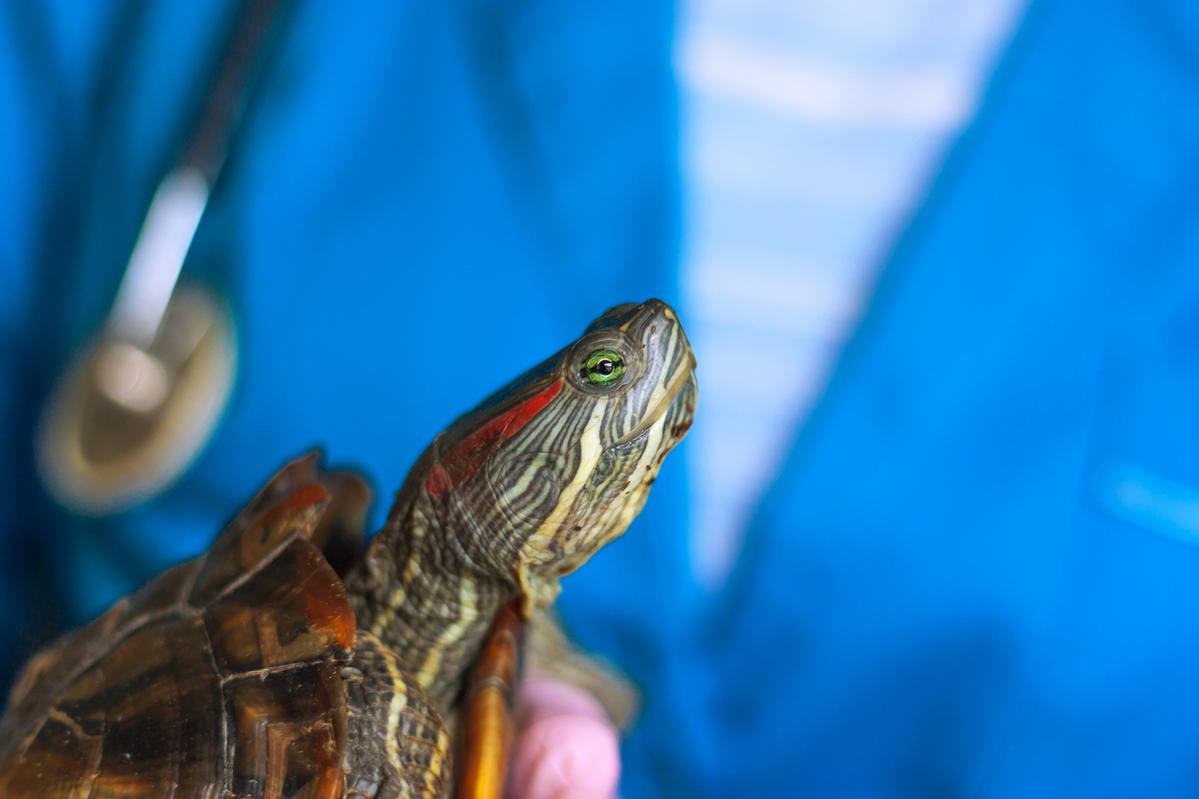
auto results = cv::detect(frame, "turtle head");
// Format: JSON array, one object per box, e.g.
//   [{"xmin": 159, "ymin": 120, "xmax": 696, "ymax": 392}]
[{"xmin": 421, "ymin": 298, "xmax": 697, "ymax": 609}]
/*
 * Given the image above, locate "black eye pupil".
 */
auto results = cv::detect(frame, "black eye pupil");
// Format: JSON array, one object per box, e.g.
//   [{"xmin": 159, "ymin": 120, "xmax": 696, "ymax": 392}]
[{"xmin": 580, "ymin": 351, "xmax": 625, "ymax": 384}]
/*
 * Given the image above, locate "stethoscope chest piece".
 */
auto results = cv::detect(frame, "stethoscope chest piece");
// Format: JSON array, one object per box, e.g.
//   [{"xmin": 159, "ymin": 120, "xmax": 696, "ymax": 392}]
[
  {"xmin": 35, "ymin": 0, "xmax": 289, "ymax": 515},
  {"xmin": 37, "ymin": 284, "xmax": 236, "ymax": 515}
]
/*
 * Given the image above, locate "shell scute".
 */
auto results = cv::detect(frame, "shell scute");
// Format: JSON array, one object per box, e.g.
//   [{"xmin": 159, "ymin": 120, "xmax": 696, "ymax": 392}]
[
  {"xmin": 204, "ymin": 538, "xmax": 356, "ymax": 673},
  {"xmin": 2, "ymin": 613, "xmax": 224, "ymax": 799},
  {"xmin": 225, "ymin": 662, "xmax": 346, "ymax": 799},
  {"xmin": 189, "ymin": 481, "xmax": 331, "ymax": 609},
  {"xmin": 120, "ymin": 560, "xmax": 201, "ymax": 624},
  {"xmin": 4, "ymin": 710, "xmax": 103, "ymax": 797},
  {"xmin": 88, "ymin": 616, "xmax": 223, "ymax": 799},
  {"xmin": 0, "ymin": 455, "xmax": 364, "ymax": 799}
]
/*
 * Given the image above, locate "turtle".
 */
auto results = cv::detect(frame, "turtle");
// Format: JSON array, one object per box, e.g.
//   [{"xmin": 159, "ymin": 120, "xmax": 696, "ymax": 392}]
[{"xmin": 0, "ymin": 298, "xmax": 697, "ymax": 799}]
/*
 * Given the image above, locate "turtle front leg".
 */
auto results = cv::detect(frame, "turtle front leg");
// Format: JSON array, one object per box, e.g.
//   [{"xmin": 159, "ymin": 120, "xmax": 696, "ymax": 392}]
[{"xmin": 343, "ymin": 634, "xmax": 452, "ymax": 799}]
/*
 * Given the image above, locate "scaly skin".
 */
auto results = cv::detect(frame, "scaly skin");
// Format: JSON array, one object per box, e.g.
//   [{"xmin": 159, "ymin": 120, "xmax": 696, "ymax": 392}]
[
  {"xmin": 0, "ymin": 300, "xmax": 696, "ymax": 799},
  {"xmin": 342, "ymin": 634, "xmax": 450, "ymax": 799},
  {"xmin": 345, "ymin": 299, "xmax": 697, "ymax": 714}
]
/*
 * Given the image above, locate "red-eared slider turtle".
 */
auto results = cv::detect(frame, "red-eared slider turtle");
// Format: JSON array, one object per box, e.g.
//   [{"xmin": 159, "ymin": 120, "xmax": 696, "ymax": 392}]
[{"xmin": 0, "ymin": 299, "xmax": 697, "ymax": 799}]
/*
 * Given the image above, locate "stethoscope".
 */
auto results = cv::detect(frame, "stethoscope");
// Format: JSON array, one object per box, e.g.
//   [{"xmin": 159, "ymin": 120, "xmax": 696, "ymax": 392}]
[{"xmin": 36, "ymin": 0, "xmax": 286, "ymax": 515}]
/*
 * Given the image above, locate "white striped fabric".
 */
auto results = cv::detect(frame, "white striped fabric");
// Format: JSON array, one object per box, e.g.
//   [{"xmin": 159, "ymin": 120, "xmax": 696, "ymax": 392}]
[{"xmin": 678, "ymin": 0, "xmax": 1027, "ymax": 585}]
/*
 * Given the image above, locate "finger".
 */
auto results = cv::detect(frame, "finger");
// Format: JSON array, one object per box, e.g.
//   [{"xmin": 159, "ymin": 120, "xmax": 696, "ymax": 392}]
[{"xmin": 508, "ymin": 679, "xmax": 621, "ymax": 799}]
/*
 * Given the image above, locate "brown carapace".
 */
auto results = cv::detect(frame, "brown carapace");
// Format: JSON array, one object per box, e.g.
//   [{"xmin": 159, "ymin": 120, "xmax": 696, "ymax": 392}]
[{"xmin": 0, "ymin": 300, "xmax": 697, "ymax": 798}]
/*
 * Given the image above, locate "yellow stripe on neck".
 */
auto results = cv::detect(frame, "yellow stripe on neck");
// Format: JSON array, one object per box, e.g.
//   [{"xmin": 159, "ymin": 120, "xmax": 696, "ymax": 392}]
[
  {"xmin": 417, "ymin": 577, "xmax": 479, "ymax": 689},
  {"xmin": 520, "ymin": 401, "xmax": 605, "ymax": 561}
]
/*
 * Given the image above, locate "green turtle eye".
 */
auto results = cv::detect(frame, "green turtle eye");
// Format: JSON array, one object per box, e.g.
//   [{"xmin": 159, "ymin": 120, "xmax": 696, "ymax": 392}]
[{"xmin": 580, "ymin": 350, "xmax": 626, "ymax": 386}]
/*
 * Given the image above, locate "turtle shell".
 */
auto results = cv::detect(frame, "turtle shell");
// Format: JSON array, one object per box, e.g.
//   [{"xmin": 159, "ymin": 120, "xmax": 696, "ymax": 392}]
[{"xmin": 0, "ymin": 454, "xmax": 364, "ymax": 799}]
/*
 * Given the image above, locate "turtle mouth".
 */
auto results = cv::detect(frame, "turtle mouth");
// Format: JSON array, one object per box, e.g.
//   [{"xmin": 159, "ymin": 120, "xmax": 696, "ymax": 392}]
[{"xmin": 613, "ymin": 357, "xmax": 697, "ymax": 447}]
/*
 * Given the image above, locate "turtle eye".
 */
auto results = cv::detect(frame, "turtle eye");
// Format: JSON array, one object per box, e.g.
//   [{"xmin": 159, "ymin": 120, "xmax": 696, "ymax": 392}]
[{"xmin": 580, "ymin": 349, "xmax": 626, "ymax": 386}]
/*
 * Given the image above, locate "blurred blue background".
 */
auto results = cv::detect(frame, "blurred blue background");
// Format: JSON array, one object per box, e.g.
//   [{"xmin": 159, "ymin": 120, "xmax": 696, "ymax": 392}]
[{"xmin": 3, "ymin": 0, "xmax": 1199, "ymax": 796}]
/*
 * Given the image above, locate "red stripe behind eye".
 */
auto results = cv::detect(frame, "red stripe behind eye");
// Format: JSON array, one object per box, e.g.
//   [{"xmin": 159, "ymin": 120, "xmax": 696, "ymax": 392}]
[{"xmin": 425, "ymin": 379, "xmax": 564, "ymax": 499}]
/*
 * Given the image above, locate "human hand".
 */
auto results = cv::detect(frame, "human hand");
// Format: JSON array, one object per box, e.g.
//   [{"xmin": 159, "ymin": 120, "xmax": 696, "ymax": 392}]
[{"xmin": 508, "ymin": 678, "xmax": 621, "ymax": 799}]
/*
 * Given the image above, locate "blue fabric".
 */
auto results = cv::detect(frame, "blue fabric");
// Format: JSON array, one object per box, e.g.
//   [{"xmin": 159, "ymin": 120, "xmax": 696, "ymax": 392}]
[
  {"xmin": 3, "ymin": 1, "xmax": 1199, "ymax": 797},
  {"xmin": 628, "ymin": 1, "xmax": 1199, "ymax": 796},
  {"xmin": 0, "ymin": 0, "xmax": 681, "ymax": 680}
]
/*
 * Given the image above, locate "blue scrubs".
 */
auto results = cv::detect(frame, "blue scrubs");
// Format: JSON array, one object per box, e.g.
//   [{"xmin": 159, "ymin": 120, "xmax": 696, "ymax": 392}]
[{"xmin": 2, "ymin": 1, "xmax": 1199, "ymax": 796}]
